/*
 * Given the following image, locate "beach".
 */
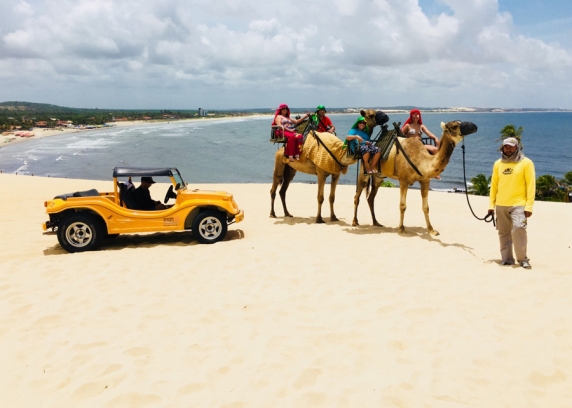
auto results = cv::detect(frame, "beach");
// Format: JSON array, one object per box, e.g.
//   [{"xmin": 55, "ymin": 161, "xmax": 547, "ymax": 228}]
[
  {"xmin": 1, "ymin": 173, "xmax": 571, "ymax": 407},
  {"xmin": 0, "ymin": 115, "xmax": 273, "ymax": 147}
]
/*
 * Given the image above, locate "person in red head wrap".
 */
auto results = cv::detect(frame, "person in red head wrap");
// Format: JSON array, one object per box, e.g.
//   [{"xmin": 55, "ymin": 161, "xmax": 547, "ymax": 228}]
[
  {"xmin": 401, "ymin": 109, "xmax": 440, "ymax": 155},
  {"xmin": 273, "ymin": 104, "xmax": 310, "ymax": 162}
]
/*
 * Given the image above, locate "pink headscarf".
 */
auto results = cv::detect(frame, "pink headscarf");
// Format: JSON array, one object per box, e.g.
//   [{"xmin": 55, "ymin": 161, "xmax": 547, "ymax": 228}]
[
  {"xmin": 273, "ymin": 103, "xmax": 290, "ymax": 125},
  {"xmin": 402, "ymin": 109, "xmax": 422, "ymax": 129}
]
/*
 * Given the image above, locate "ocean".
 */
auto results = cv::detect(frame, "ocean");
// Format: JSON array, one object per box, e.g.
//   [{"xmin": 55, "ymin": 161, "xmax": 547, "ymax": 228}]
[{"xmin": 1, "ymin": 112, "xmax": 570, "ymax": 190}]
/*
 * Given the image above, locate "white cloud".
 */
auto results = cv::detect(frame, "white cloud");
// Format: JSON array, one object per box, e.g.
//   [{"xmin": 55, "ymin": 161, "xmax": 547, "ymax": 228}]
[
  {"xmin": 1, "ymin": 0, "xmax": 572, "ymax": 108},
  {"xmin": 13, "ymin": 1, "xmax": 34, "ymax": 16}
]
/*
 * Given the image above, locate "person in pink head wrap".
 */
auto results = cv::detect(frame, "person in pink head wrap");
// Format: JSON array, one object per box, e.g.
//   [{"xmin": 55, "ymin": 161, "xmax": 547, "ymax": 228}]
[
  {"xmin": 401, "ymin": 109, "xmax": 440, "ymax": 155},
  {"xmin": 273, "ymin": 103, "xmax": 310, "ymax": 162}
]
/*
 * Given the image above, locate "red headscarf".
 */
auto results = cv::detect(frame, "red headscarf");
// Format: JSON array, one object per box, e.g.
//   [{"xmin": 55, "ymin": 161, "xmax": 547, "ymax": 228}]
[
  {"xmin": 273, "ymin": 103, "xmax": 290, "ymax": 125},
  {"xmin": 402, "ymin": 109, "xmax": 422, "ymax": 130}
]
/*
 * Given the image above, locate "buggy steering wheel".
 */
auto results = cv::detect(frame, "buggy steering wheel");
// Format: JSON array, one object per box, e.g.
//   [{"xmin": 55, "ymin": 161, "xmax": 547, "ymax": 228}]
[{"xmin": 164, "ymin": 185, "xmax": 177, "ymax": 204}]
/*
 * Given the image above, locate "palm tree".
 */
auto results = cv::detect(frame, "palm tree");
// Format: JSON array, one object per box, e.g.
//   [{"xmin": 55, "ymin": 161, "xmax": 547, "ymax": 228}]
[
  {"xmin": 559, "ymin": 171, "xmax": 572, "ymax": 203},
  {"xmin": 496, "ymin": 124, "xmax": 524, "ymax": 149},
  {"xmin": 470, "ymin": 173, "xmax": 491, "ymax": 196},
  {"xmin": 561, "ymin": 171, "xmax": 572, "ymax": 186},
  {"xmin": 536, "ymin": 174, "xmax": 565, "ymax": 202}
]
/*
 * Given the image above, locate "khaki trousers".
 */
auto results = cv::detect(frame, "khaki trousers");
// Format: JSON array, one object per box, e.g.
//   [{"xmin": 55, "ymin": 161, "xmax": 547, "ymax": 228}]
[{"xmin": 496, "ymin": 205, "xmax": 529, "ymax": 263}]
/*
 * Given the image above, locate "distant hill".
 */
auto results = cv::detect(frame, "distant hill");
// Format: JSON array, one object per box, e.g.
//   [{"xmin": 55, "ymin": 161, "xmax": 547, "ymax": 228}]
[{"xmin": 0, "ymin": 101, "xmax": 98, "ymax": 113}]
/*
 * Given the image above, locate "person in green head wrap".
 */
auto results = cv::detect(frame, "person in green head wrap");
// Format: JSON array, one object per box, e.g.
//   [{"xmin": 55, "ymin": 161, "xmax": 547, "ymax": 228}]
[
  {"xmin": 345, "ymin": 116, "xmax": 381, "ymax": 174},
  {"xmin": 312, "ymin": 105, "xmax": 336, "ymax": 134}
]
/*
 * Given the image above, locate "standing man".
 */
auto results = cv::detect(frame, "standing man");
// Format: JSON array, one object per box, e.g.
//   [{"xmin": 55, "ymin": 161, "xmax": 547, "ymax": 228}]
[
  {"xmin": 313, "ymin": 105, "xmax": 336, "ymax": 134},
  {"xmin": 488, "ymin": 137, "xmax": 536, "ymax": 269}
]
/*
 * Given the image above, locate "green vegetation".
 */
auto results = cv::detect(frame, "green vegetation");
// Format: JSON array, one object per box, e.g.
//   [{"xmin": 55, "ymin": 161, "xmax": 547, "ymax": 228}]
[
  {"xmin": 381, "ymin": 179, "xmax": 395, "ymax": 188},
  {"xmin": 0, "ymin": 101, "xmax": 249, "ymax": 131},
  {"xmin": 469, "ymin": 173, "xmax": 491, "ymax": 196}
]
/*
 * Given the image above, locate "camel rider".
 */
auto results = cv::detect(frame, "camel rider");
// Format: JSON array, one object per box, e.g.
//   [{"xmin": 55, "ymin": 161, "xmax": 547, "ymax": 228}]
[
  {"xmin": 345, "ymin": 116, "xmax": 381, "ymax": 174},
  {"xmin": 312, "ymin": 105, "xmax": 336, "ymax": 134},
  {"xmin": 273, "ymin": 103, "xmax": 311, "ymax": 162}
]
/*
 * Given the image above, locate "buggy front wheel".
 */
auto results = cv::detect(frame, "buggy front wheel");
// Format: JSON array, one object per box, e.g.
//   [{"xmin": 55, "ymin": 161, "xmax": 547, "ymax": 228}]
[{"xmin": 192, "ymin": 211, "xmax": 227, "ymax": 244}]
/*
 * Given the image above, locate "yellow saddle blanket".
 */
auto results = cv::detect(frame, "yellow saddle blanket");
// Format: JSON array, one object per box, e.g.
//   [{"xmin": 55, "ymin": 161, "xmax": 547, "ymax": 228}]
[
  {"xmin": 283, "ymin": 131, "xmax": 349, "ymax": 175},
  {"xmin": 379, "ymin": 138, "xmax": 403, "ymax": 178}
]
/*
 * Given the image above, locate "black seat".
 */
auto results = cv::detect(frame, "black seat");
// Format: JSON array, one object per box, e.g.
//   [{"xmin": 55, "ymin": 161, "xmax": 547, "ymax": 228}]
[
  {"xmin": 55, "ymin": 189, "xmax": 99, "ymax": 200},
  {"xmin": 118, "ymin": 183, "xmax": 138, "ymax": 210},
  {"xmin": 270, "ymin": 125, "xmax": 286, "ymax": 143}
]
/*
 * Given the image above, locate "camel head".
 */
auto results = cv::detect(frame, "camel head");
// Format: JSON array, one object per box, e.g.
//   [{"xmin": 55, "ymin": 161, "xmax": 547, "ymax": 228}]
[
  {"xmin": 360, "ymin": 109, "xmax": 389, "ymax": 133},
  {"xmin": 440, "ymin": 121, "xmax": 478, "ymax": 145}
]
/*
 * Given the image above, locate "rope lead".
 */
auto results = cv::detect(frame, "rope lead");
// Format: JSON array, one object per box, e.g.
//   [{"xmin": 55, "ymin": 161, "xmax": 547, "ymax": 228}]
[{"xmin": 461, "ymin": 140, "xmax": 496, "ymax": 227}]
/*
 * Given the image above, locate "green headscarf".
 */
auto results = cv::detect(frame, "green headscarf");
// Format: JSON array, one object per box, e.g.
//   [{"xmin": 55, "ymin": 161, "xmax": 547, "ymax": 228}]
[{"xmin": 350, "ymin": 116, "xmax": 369, "ymax": 133}]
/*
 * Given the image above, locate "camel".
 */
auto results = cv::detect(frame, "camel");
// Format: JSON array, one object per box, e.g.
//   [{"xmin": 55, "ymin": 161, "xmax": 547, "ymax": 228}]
[
  {"xmin": 270, "ymin": 131, "xmax": 359, "ymax": 223},
  {"xmin": 352, "ymin": 109, "xmax": 478, "ymax": 235}
]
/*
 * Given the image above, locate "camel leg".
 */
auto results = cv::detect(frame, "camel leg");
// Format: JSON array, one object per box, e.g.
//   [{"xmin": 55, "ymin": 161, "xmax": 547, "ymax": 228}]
[
  {"xmin": 329, "ymin": 173, "xmax": 340, "ymax": 222},
  {"xmin": 270, "ymin": 151, "xmax": 286, "ymax": 218},
  {"xmin": 315, "ymin": 171, "xmax": 327, "ymax": 223},
  {"xmin": 352, "ymin": 175, "xmax": 369, "ymax": 226},
  {"xmin": 279, "ymin": 166, "xmax": 297, "ymax": 217},
  {"xmin": 420, "ymin": 180, "xmax": 439, "ymax": 236},
  {"xmin": 367, "ymin": 176, "xmax": 384, "ymax": 227},
  {"xmin": 398, "ymin": 182, "xmax": 410, "ymax": 233}
]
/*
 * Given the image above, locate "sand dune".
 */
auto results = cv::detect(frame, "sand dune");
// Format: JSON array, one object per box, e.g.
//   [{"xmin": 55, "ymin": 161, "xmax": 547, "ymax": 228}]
[{"xmin": 1, "ymin": 173, "xmax": 571, "ymax": 407}]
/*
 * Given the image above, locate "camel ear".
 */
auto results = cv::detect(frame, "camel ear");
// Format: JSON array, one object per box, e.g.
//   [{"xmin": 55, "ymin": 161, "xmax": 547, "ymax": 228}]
[{"xmin": 440, "ymin": 122, "xmax": 446, "ymax": 130}]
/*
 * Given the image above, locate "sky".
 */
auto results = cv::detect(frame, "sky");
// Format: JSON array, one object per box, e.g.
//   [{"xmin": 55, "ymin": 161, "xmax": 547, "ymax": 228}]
[{"xmin": 1, "ymin": 0, "xmax": 572, "ymax": 110}]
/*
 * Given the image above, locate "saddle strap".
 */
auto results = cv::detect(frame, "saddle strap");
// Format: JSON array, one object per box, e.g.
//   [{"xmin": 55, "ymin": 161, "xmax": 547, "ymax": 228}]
[{"xmin": 394, "ymin": 137, "xmax": 423, "ymax": 177}]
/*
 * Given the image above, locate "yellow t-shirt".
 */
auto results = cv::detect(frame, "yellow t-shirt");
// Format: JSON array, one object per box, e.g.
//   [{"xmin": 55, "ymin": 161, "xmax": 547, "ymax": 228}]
[{"xmin": 489, "ymin": 157, "xmax": 536, "ymax": 212}]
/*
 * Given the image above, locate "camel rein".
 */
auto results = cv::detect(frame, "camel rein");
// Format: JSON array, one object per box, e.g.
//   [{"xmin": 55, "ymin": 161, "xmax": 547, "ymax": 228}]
[{"xmin": 460, "ymin": 139, "xmax": 495, "ymax": 227}]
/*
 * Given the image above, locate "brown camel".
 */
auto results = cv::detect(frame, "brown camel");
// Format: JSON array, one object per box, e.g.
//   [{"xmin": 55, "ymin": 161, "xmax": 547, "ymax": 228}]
[
  {"xmin": 270, "ymin": 131, "xmax": 359, "ymax": 223},
  {"xmin": 352, "ymin": 110, "xmax": 478, "ymax": 235}
]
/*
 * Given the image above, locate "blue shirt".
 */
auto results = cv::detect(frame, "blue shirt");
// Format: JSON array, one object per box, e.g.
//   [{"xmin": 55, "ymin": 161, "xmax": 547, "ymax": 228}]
[{"xmin": 347, "ymin": 128, "xmax": 370, "ymax": 145}]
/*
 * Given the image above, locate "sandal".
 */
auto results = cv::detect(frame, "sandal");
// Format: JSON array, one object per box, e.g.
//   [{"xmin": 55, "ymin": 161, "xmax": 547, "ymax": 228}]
[
  {"xmin": 288, "ymin": 156, "xmax": 295, "ymax": 162},
  {"xmin": 294, "ymin": 155, "xmax": 300, "ymax": 161}
]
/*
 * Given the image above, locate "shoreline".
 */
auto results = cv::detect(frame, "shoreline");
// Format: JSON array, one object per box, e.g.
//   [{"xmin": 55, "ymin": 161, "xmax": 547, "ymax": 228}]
[{"xmin": 0, "ymin": 114, "xmax": 274, "ymax": 147}]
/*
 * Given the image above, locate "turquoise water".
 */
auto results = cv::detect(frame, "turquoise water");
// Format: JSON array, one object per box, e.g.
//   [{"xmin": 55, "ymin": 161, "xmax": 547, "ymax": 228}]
[{"xmin": 0, "ymin": 112, "xmax": 570, "ymax": 189}]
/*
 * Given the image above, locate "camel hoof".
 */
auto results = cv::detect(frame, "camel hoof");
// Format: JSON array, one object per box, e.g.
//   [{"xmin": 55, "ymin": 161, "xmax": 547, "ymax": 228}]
[
  {"xmin": 373, "ymin": 221, "xmax": 383, "ymax": 227},
  {"xmin": 398, "ymin": 227, "xmax": 405, "ymax": 234},
  {"xmin": 330, "ymin": 216, "xmax": 339, "ymax": 222},
  {"xmin": 352, "ymin": 221, "xmax": 359, "ymax": 227},
  {"xmin": 269, "ymin": 214, "xmax": 277, "ymax": 218},
  {"xmin": 316, "ymin": 218, "xmax": 325, "ymax": 224},
  {"xmin": 430, "ymin": 230, "xmax": 440, "ymax": 236},
  {"xmin": 285, "ymin": 213, "xmax": 293, "ymax": 218}
]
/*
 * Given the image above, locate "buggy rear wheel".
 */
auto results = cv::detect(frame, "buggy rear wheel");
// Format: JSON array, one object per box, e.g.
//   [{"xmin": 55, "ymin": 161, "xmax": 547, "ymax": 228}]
[{"xmin": 192, "ymin": 210, "xmax": 227, "ymax": 244}]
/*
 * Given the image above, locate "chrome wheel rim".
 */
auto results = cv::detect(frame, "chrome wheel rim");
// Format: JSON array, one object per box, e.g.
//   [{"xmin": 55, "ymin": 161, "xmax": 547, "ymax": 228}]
[
  {"xmin": 198, "ymin": 216, "xmax": 223, "ymax": 240},
  {"xmin": 65, "ymin": 221, "xmax": 93, "ymax": 248}
]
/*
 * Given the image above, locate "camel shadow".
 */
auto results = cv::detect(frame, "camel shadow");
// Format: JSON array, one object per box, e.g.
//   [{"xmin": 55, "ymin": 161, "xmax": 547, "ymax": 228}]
[
  {"xmin": 43, "ymin": 229, "xmax": 245, "ymax": 256},
  {"xmin": 272, "ymin": 216, "xmax": 352, "ymax": 227},
  {"xmin": 344, "ymin": 225, "xmax": 474, "ymax": 251}
]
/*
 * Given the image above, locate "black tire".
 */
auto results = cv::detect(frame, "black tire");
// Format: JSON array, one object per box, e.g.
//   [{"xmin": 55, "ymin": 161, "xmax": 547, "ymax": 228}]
[
  {"xmin": 105, "ymin": 233, "xmax": 120, "ymax": 240},
  {"xmin": 57, "ymin": 214, "xmax": 104, "ymax": 253},
  {"xmin": 192, "ymin": 210, "xmax": 227, "ymax": 244}
]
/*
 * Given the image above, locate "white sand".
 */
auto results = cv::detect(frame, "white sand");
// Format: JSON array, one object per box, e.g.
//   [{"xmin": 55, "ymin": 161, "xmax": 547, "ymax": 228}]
[{"xmin": 1, "ymin": 173, "xmax": 571, "ymax": 407}]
